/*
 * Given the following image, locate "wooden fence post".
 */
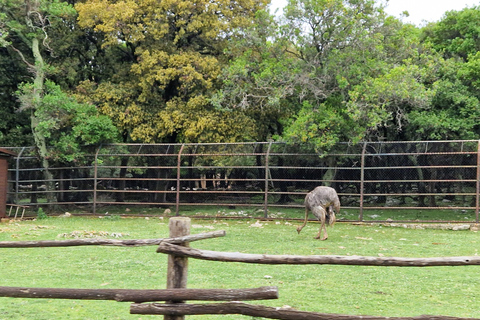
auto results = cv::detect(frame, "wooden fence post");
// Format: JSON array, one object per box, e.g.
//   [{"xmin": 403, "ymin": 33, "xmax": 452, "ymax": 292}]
[{"xmin": 165, "ymin": 217, "xmax": 191, "ymax": 320}]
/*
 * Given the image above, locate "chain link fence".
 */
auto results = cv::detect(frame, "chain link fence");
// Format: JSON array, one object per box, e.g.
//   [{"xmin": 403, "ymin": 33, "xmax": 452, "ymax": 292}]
[{"xmin": 5, "ymin": 140, "xmax": 480, "ymax": 222}]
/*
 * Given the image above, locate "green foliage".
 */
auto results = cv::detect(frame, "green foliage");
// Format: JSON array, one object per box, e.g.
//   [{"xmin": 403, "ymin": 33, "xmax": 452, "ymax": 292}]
[
  {"xmin": 212, "ymin": 10, "xmax": 297, "ymax": 141},
  {"xmin": 40, "ymin": 0, "xmax": 76, "ymax": 17},
  {"xmin": 284, "ymin": 96, "xmax": 361, "ymax": 151},
  {"xmin": 422, "ymin": 6, "xmax": 480, "ymax": 61},
  {"xmin": 277, "ymin": 0, "xmax": 480, "ymax": 146},
  {"xmin": 407, "ymin": 59, "xmax": 480, "ymax": 140},
  {"xmin": 0, "ymin": 48, "xmax": 32, "ymax": 146},
  {"xmin": 75, "ymin": 0, "xmax": 269, "ymax": 143},
  {"xmin": 458, "ymin": 51, "xmax": 480, "ymax": 95},
  {"xmin": 0, "ymin": 0, "xmax": 76, "ymax": 45},
  {"xmin": 346, "ymin": 64, "xmax": 435, "ymax": 140},
  {"xmin": 276, "ymin": 0, "xmax": 408, "ymax": 148},
  {"xmin": 36, "ymin": 207, "xmax": 48, "ymax": 219},
  {"xmin": 217, "ymin": 0, "xmax": 458, "ymax": 150},
  {"xmin": 3, "ymin": 0, "xmax": 480, "ymax": 152},
  {"xmin": 0, "ymin": 13, "xmax": 10, "ymax": 47},
  {"xmin": 17, "ymin": 80, "xmax": 120, "ymax": 163}
]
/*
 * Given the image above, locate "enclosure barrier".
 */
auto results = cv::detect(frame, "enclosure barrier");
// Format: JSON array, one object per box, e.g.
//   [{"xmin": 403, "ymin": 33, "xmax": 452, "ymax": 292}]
[
  {"xmin": 0, "ymin": 217, "xmax": 479, "ymax": 319},
  {"xmin": 156, "ymin": 241, "xmax": 480, "ymax": 267},
  {"xmin": 0, "ymin": 286, "xmax": 277, "ymax": 303},
  {"xmin": 5, "ymin": 140, "xmax": 480, "ymax": 223}
]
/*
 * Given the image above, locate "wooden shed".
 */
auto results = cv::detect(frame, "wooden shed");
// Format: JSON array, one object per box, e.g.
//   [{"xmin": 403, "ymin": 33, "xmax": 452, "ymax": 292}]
[{"xmin": 0, "ymin": 148, "xmax": 16, "ymax": 218}]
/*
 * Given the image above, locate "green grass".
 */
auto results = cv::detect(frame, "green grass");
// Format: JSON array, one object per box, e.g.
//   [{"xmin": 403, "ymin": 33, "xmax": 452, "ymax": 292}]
[
  {"xmin": 0, "ymin": 216, "xmax": 479, "ymax": 319},
  {"xmin": 71, "ymin": 203, "xmax": 479, "ymax": 223}
]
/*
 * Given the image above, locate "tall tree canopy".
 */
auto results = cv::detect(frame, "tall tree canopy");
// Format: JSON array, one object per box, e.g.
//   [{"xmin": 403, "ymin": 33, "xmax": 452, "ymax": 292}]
[
  {"xmin": 1, "ymin": 0, "xmax": 119, "ymax": 205},
  {"xmin": 211, "ymin": 10, "xmax": 296, "ymax": 141},
  {"xmin": 2, "ymin": 0, "xmax": 480, "ymax": 154},
  {"xmin": 0, "ymin": 46, "xmax": 32, "ymax": 146},
  {"xmin": 416, "ymin": 6, "xmax": 480, "ymax": 140},
  {"xmin": 217, "ymin": 0, "xmax": 421, "ymax": 150},
  {"xmin": 422, "ymin": 6, "xmax": 480, "ymax": 61},
  {"xmin": 75, "ymin": 0, "xmax": 267, "ymax": 143},
  {"xmin": 217, "ymin": 1, "xmax": 480, "ymax": 150}
]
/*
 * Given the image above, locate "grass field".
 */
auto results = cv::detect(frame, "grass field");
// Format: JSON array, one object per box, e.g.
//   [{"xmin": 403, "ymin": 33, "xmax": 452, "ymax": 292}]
[
  {"xmin": 66, "ymin": 203, "xmax": 480, "ymax": 222},
  {"xmin": 0, "ymin": 215, "xmax": 479, "ymax": 320}
]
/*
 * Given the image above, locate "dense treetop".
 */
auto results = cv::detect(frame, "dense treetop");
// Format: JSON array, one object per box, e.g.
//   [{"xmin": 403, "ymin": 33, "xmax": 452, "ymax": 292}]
[{"xmin": 1, "ymin": 0, "xmax": 480, "ymax": 154}]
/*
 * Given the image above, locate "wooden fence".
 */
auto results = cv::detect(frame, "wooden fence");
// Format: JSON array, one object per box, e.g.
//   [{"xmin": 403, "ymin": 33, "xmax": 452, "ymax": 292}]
[{"xmin": 0, "ymin": 217, "xmax": 479, "ymax": 319}]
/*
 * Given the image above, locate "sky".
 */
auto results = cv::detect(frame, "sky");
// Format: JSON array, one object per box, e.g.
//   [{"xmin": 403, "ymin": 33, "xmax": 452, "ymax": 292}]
[{"xmin": 269, "ymin": 0, "xmax": 480, "ymax": 26}]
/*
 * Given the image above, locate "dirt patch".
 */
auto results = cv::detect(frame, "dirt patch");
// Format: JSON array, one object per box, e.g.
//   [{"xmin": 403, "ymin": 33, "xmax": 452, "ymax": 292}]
[{"xmin": 374, "ymin": 223, "xmax": 473, "ymax": 231}]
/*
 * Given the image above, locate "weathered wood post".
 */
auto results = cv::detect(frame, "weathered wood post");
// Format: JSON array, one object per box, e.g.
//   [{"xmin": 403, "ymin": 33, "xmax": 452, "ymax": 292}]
[
  {"xmin": 0, "ymin": 148, "xmax": 16, "ymax": 219},
  {"xmin": 165, "ymin": 217, "xmax": 190, "ymax": 320}
]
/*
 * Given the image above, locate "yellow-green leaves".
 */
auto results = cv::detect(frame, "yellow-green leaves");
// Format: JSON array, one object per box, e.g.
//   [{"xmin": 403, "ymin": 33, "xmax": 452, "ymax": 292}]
[
  {"xmin": 75, "ymin": 0, "xmax": 266, "ymax": 143},
  {"xmin": 132, "ymin": 49, "xmax": 220, "ymax": 102},
  {"xmin": 76, "ymin": 0, "xmax": 140, "ymax": 45}
]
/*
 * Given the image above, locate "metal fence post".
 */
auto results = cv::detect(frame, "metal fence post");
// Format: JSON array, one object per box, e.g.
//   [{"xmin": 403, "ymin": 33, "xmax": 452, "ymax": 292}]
[
  {"xmin": 176, "ymin": 144, "xmax": 185, "ymax": 216},
  {"xmin": 263, "ymin": 142, "xmax": 272, "ymax": 218},
  {"xmin": 14, "ymin": 147, "xmax": 25, "ymax": 205},
  {"xmin": 359, "ymin": 142, "xmax": 367, "ymax": 222},
  {"xmin": 93, "ymin": 144, "xmax": 101, "ymax": 215},
  {"xmin": 476, "ymin": 140, "xmax": 480, "ymax": 223}
]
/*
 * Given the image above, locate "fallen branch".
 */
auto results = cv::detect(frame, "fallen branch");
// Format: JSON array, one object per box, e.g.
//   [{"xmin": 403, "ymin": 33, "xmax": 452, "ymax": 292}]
[
  {"xmin": 130, "ymin": 302, "xmax": 478, "ymax": 320},
  {"xmin": 0, "ymin": 230, "xmax": 225, "ymax": 248},
  {"xmin": 0, "ymin": 286, "xmax": 277, "ymax": 303},
  {"xmin": 156, "ymin": 242, "xmax": 480, "ymax": 267}
]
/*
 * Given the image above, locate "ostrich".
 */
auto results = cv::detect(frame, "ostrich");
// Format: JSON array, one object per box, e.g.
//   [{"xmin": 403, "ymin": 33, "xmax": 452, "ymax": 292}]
[{"xmin": 297, "ymin": 186, "xmax": 340, "ymax": 240}]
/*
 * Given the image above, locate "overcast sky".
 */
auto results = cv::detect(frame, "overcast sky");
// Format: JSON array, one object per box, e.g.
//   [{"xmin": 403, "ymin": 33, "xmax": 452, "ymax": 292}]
[{"xmin": 269, "ymin": 0, "xmax": 480, "ymax": 26}]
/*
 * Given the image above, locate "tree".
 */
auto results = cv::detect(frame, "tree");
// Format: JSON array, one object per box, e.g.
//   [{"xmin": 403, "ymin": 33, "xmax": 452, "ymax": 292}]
[
  {"xmin": 277, "ymin": 0, "xmax": 397, "ymax": 150},
  {"xmin": 1, "ymin": 0, "xmax": 79, "ymax": 201},
  {"xmin": 405, "ymin": 56, "xmax": 480, "ymax": 141},
  {"xmin": 0, "ymin": 47, "xmax": 32, "ymax": 146},
  {"xmin": 1, "ymin": 0, "xmax": 120, "ymax": 206},
  {"xmin": 416, "ymin": 6, "xmax": 480, "ymax": 140},
  {"xmin": 279, "ymin": 0, "xmax": 461, "ymax": 148},
  {"xmin": 20, "ymin": 80, "xmax": 120, "ymax": 163},
  {"xmin": 75, "ymin": 0, "xmax": 267, "ymax": 143},
  {"xmin": 215, "ymin": 0, "xmax": 396, "ymax": 147},
  {"xmin": 422, "ymin": 6, "xmax": 480, "ymax": 61},
  {"xmin": 211, "ymin": 10, "xmax": 297, "ymax": 141},
  {"xmin": 346, "ymin": 63, "xmax": 435, "ymax": 141}
]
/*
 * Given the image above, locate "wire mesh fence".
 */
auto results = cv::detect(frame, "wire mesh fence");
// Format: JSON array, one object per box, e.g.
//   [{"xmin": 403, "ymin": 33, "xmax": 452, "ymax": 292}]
[{"xmin": 5, "ymin": 140, "xmax": 480, "ymax": 222}]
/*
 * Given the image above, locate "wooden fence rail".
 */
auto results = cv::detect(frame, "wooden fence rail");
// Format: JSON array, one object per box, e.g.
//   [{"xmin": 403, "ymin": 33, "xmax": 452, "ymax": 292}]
[
  {"xmin": 0, "ymin": 286, "xmax": 278, "ymax": 303},
  {"xmin": 130, "ymin": 302, "xmax": 476, "ymax": 320},
  {"xmin": 156, "ymin": 241, "xmax": 480, "ymax": 267},
  {"xmin": 0, "ymin": 230, "xmax": 225, "ymax": 248},
  {"xmin": 1, "ymin": 217, "xmax": 480, "ymax": 320}
]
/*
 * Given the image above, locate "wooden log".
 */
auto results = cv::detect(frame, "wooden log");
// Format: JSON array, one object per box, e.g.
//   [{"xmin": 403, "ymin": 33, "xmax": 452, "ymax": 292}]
[
  {"xmin": 165, "ymin": 217, "xmax": 191, "ymax": 320},
  {"xmin": 0, "ymin": 286, "xmax": 278, "ymax": 302},
  {"xmin": 156, "ymin": 242, "xmax": 480, "ymax": 267},
  {"xmin": 0, "ymin": 230, "xmax": 225, "ymax": 248},
  {"xmin": 130, "ymin": 302, "xmax": 479, "ymax": 320}
]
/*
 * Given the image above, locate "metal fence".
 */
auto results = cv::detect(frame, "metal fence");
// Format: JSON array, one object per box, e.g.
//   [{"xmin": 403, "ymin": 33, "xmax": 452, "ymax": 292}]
[{"xmin": 5, "ymin": 140, "xmax": 480, "ymax": 222}]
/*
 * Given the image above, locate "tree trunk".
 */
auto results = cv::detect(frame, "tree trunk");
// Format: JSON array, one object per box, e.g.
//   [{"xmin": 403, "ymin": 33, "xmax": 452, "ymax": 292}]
[{"xmin": 30, "ymin": 37, "xmax": 56, "ymax": 206}]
